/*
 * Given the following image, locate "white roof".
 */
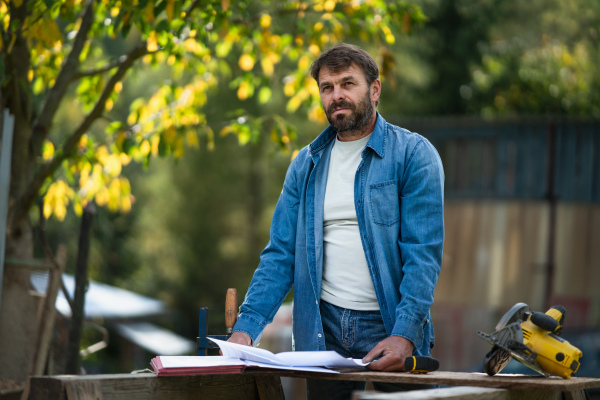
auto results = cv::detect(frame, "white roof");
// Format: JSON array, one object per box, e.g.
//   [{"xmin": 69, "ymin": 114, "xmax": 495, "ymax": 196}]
[
  {"xmin": 115, "ymin": 322, "xmax": 196, "ymax": 356},
  {"xmin": 30, "ymin": 271, "xmax": 166, "ymax": 319}
]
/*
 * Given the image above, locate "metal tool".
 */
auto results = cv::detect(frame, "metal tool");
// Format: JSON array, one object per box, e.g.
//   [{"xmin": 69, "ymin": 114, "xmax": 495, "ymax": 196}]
[
  {"xmin": 197, "ymin": 288, "xmax": 238, "ymax": 356},
  {"xmin": 476, "ymin": 302, "xmax": 583, "ymax": 379}
]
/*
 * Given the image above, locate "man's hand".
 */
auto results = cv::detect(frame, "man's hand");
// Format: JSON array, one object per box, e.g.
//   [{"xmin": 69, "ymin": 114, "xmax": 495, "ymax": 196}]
[
  {"xmin": 227, "ymin": 331, "xmax": 252, "ymax": 346},
  {"xmin": 221, "ymin": 331, "xmax": 252, "ymax": 356},
  {"xmin": 362, "ymin": 336, "xmax": 414, "ymax": 372}
]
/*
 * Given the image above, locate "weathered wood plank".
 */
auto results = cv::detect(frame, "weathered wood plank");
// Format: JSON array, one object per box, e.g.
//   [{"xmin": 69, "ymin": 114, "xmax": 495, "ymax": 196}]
[
  {"xmin": 252, "ymin": 371, "xmax": 600, "ymax": 392},
  {"xmin": 353, "ymin": 386, "xmax": 508, "ymax": 400},
  {"xmin": 254, "ymin": 375, "xmax": 285, "ymax": 400},
  {"xmin": 563, "ymin": 390, "xmax": 587, "ymax": 400},
  {"xmin": 28, "ymin": 373, "xmax": 261, "ymax": 400},
  {"xmin": 64, "ymin": 380, "xmax": 102, "ymax": 400},
  {"xmin": 352, "ymin": 386, "xmax": 563, "ymax": 400},
  {"xmin": 27, "ymin": 372, "xmax": 600, "ymax": 400}
]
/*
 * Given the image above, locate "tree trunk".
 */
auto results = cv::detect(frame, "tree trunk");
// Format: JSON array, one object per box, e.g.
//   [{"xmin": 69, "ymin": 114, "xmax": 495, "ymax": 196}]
[
  {"xmin": 0, "ymin": 221, "xmax": 39, "ymax": 381},
  {"xmin": 0, "ymin": 8, "xmax": 39, "ymax": 379}
]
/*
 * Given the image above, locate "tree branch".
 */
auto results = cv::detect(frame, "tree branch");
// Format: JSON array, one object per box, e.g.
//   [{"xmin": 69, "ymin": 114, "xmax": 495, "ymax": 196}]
[
  {"xmin": 71, "ymin": 58, "xmax": 123, "ymax": 81},
  {"xmin": 31, "ymin": 0, "xmax": 95, "ymax": 144},
  {"xmin": 9, "ymin": 41, "xmax": 149, "ymax": 228}
]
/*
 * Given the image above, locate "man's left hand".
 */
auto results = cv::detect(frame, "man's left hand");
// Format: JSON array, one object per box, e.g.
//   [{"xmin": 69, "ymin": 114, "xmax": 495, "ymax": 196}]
[{"xmin": 362, "ymin": 336, "xmax": 414, "ymax": 372}]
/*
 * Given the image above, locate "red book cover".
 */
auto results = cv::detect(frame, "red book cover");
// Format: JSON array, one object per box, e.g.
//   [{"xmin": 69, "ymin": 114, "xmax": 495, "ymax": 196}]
[{"xmin": 151, "ymin": 356, "xmax": 248, "ymax": 376}]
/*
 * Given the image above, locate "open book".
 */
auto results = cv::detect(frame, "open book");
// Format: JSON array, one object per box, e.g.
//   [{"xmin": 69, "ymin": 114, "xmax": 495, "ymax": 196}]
[{"xmin": 151, "ymin": 338, "xmax": 368, "ymax": 376}]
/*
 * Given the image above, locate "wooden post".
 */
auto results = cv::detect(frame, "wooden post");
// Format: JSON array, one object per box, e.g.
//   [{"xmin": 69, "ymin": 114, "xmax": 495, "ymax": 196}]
[
  {"xmin": 30, "ymin": 245, "xmax": 67, "ymax": 376},
  {"xmin": 0, "ymin": 109, "xmax": 15, "ymax": 314},
  {"xmin": 544, "ymin": 122, "xmax": 557, "ymax": 309},
  {"xmin": 65, "ymin": 203, "xmax": 96, "ymax": 374}
]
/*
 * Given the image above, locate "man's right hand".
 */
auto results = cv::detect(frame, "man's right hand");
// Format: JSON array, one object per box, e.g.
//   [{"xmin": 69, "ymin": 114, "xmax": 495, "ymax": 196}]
[{"xmin": 227, "ymin": 331, "xmax": 252, "ymax": 346}]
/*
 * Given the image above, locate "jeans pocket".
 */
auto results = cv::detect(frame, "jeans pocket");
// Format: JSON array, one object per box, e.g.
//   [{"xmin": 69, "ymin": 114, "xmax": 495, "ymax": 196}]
[{"xmin": 370, "ymin": 180, "xmax": 400, "ymax": 226}]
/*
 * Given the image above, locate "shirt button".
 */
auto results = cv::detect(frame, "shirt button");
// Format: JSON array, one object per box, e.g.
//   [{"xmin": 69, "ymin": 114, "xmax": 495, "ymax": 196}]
[
  {"xmin": 318, "ymin": 334, "xmax": 322, "ymax": 338},
  {"xmin": 316, "ymin": 300, "xmax": 318, "ymax": 305}
]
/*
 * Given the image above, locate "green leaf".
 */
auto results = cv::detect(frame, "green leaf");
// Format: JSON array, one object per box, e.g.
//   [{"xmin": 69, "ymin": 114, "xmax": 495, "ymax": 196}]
[{"xmin": 258, "ymin": 86, "xmax": 271, "ymax": 104}]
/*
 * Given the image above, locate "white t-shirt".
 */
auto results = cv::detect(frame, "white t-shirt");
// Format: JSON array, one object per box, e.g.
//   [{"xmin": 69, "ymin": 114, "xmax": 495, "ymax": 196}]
[{"xmin": 321, "ymin": 133, "xmax": 379, "ymax": 310}]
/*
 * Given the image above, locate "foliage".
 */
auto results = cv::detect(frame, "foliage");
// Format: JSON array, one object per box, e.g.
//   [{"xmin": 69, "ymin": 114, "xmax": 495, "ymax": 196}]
[
  {"xmin": 1, "ymin": 0, "xmax": 424, "ymax": 225},
  {"xmin": 459, "ymin": 0, "xmax": 600, "ymax": 116}
]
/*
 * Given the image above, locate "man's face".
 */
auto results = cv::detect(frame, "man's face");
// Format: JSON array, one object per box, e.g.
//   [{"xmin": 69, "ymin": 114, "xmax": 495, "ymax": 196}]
[{"xmin": 318, "ymin": 64, "xmax": 380, "ymax": 135}]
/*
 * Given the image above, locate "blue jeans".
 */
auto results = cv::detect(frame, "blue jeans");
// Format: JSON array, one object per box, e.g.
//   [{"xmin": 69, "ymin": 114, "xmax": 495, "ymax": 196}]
[{"xmin": 306, "ymin": 301, "xmax": 436, "ymax": 400}]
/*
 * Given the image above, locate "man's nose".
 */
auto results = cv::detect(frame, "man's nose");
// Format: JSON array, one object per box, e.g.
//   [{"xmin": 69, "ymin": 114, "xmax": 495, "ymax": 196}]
[{"xmin": 332, "ymin": 85, "xmax": 345, "ymax": 100}]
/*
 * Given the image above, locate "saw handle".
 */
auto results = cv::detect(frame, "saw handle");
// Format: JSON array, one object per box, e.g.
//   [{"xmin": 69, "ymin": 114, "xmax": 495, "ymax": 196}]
[
  {"xmin": 225, "ymin": 288, "xmax": 238, "ymax": 335},
  {"xmin": 404, "ymin": 356, "xmax": 439, "ymax": 373}
]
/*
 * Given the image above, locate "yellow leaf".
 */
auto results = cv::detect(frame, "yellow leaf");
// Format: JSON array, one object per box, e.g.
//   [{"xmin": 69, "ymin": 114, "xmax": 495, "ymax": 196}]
[
  {"xmin": 237, "ymin": 81, "xmax": 250, "ymax": 100},
  {"xmin": 42, "ymin": 140, "xmax": 54, "ymax": 160},
  {"xmin": 105, "ymin": 98, "xmax": 114, "ymax": 111},
  {"xmin": 110, "ymin": 7, "xmax": 119, "ymax": 17},
  {"xmin": 308, "ymin": 103, "xmax": 326, "ymax": 122},
  {"xmin": 298, "ymin": 55, "xmax": 310, "ymax": 70},
  {"xmin": 144, "ymin": 0, "xmax": 154, "ymax": 23},
  {"xmin": 238, "ymin": 54, "xmax": 255, "ymax": 71},
  {"xmin": 163, "ymin": 126, "xmax": 177, "ymax": 144},
  {"xmin": 140, "ymin": 140, "xmax": 151, "ymax": 156},
  {"xmin": 220, "ymin": 126, "xmax": 232, "ymax": 136},
  {"xmin": 185, "ymin": 130, "xmax": 199, "ymax": 149},
  {"xmin": 43, "ymin": 199, "xmax": 52, "ymax": 219},
  {"xmin": 221, "ymin": 0, "xmax": 230, "ymax": 12},
  {"xmin": 286, "ymin": 95, "xmax": 302, "ymax": 113},
  {"xmin": 324, "ymin": 0, "xmax": 335, "ymax": 12},
  {"xmin": 74, "ymin": 202, "xmax": 83, "ymax": 216},
  {"xmin": 147, "ymin": 31, "xmax": 158, "ymax": 52},
  {"xmin": 79, "ymin": 134, "xmax": 88, "ymax": 148},
  {"xmin": 96, "ymin": 186, "xmax": 109, "ymax": 206},
  {"xmin": 151, "ymin": 135, "xmax": 160, "ymax": 155},
  {"xmin": 283, "ymin": 78, "xmax": 296, "ymax": 97},
  {"xmin": 166, "ymin": 0, "xmax": 174, "ymax": 21},
  {"xmin": 309, "ymin": 44, "xmax": 320, "ymax": 56},
  {"xmin": 260, "ymin": 14, "xmax": 271, "ymax": 29},
  {"xmin": 261, "ymin": 57, "xmax": 274, "ymax": 76},
  {"xmin": 121, "ymin": 195, "xmax": 132, "ymax": 213},
  {"xmin": 173, "ymin": 136, "xmax": 185, "ymax": 158},
  {"xmin": 114, "ymin": 81, "xmax": 123, "ymax": 93}
]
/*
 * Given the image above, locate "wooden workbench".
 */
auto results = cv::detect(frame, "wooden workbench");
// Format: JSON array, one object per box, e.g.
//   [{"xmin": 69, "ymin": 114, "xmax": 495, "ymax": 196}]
[{"xmin": 26, "ymin": 370, "xmax": 600, "ymax": 400}]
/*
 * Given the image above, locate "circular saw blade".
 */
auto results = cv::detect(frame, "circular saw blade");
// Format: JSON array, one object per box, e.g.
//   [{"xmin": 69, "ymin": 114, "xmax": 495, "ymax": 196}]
[{"xmin": 495, "ymin": 303, "xmax": 531, "ymax": 331}]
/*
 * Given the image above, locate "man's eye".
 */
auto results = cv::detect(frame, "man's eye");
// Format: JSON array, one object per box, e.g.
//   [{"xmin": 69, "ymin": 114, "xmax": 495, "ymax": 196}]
[{"xmin": 344, "ymin": 82, "xmax": 353, "ymax": 86}]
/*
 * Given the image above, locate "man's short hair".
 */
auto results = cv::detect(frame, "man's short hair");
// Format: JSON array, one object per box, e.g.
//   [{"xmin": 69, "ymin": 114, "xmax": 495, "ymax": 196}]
[{"xmin": 310, "ymin": 43, "xmax": 380, "ymax": 85}]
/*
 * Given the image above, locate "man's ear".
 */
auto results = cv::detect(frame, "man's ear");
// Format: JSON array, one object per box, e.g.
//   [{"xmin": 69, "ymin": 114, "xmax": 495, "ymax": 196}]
[{"xmin": 371, "ymin": 78, "xmax": 382, "ymax": 103}]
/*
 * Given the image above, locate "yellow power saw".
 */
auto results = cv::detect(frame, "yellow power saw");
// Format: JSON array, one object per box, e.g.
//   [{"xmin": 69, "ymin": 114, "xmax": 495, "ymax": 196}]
[{"xmin": 476, "ymin": 303, "xmax": 583, "ymax": 379}]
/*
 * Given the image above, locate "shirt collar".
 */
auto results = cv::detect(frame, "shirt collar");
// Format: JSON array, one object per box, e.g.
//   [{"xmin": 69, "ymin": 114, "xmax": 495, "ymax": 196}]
[{"xmin": 309, "ymin": 112, "xmax": 387, "ymax": 159}]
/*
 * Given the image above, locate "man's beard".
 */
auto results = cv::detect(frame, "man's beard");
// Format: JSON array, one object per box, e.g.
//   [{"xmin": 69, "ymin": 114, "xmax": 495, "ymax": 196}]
[{"xmin": 325, "ymin": 89, "xmax": 374, "ymax": 134}]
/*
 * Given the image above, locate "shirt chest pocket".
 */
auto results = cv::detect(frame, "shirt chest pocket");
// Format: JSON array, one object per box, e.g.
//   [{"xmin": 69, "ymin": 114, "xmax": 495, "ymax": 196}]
[{"xmin": 369, "ymin": 180, "xmax": 400, "ymax": 226}]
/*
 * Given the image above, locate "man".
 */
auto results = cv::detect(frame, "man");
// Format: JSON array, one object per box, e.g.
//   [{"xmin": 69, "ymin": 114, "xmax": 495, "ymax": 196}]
[{"xmin": 228, "ymin": 43, "xmax": 444, "ymax": 398}]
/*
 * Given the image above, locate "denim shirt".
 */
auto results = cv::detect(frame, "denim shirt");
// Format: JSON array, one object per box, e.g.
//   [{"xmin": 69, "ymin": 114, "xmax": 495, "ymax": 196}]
[{"xmin": 234, "ymin": 114, "xmax": 444, "ymax": 356}]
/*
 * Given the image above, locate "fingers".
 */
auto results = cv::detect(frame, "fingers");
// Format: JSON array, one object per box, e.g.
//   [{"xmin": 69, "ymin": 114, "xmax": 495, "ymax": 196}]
[
  {"xmin": 368, "ymin": 353, "xmax": 406, "ymax": 372},
  {"xmin": 227, "ymin": 331, "xmax": 252, "ymax": 346},
  {"xmin": 363, "ymin": 336, "xmax": 414, "ymax": 372},
  {"xmin": 362, "ymin": 343, "xmax": 383, "ymax": 363}
]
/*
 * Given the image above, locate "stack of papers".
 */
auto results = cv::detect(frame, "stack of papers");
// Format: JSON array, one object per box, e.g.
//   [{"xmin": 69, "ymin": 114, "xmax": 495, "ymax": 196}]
[{"xmin": 151, "ymin": 338, "xmax": 368, "ymax": 376}]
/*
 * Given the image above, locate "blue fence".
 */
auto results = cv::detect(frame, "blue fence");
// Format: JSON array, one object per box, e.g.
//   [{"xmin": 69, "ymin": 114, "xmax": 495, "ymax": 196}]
[{"xmin": 395, "ymin": 117, "xmax": 600, "ymax": 203}]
